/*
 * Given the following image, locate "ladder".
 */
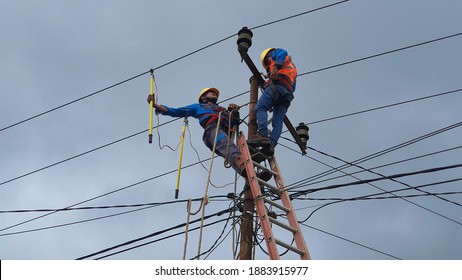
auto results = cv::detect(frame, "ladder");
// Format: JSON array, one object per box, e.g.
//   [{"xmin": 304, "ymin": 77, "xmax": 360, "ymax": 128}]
[{"xmin": 238, "ymin": 132, "xmax": 311, "ymax": 260}]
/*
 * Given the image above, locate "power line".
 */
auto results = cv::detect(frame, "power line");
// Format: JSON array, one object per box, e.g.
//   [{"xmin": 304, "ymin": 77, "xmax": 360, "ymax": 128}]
[
  {"xmin": 292, "ymin": 163, "xmax": 462, "ymax": 197},
  {"xmin": 0, "ymin": 1, "xmax": 350, "ymax": 134},
  {"xmin": 308, "ymin": 146, "xmax": 462, "ymax": 207},
  {"xmin": 300, "ymin": 223, "xmax": 401, "ymax": 260},
  {"xmin": 276, "ymin": 140, "xmax": 462, "ymax": 226},
  {"xmin": 306, "ymin": 88, "xmax": 462, "ymax": 125},
  {"xmin": 288, "ymin": 121, "xmax": 462, "ymax": 189},
  {"xmin": 2, "ymin": 86, "xmax": 459, "ymax": 190},
  {"xmin": 2, "ymin": 103, "xmax": 459, "ymax": 236},
  {"xmin": 0, "ymin": 157, "xmax": 217, "ymax": 233},
  {"xmin": 298, "ymin": 145, "xmax": 462, "ymax": 189},
  {"xmin": 0, "ymin": 196, "xmax": 221, "ymax": 214},
  {"xmin": 298, "ymin": 32, "xmax": 462, "ymax": 77},
  {"xmin": 2, "ymin": 29, "xmax": 461, "ymax": 189},
  {"xmin": 76, "ymin": 207, "xmax": 235, "ymax": 260},
  {"xmin": 296, "ymin": 177, "xmax": 462, "ymax": 226}
]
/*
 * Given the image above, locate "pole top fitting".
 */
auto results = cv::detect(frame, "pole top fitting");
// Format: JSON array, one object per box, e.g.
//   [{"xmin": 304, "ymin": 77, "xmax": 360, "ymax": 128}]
[{"xmin": 237, "ymin": 27, "xmax": 253, "ymax": 53}]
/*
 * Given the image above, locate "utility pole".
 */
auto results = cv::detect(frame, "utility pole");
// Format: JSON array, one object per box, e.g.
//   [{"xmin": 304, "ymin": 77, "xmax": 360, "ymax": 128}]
[
  {"xmin": 238, "ymin": 76, "xmax": 259, "ymax": 260},
  {"xmin": 236, "ymin": 27, "xmax": 308, "ymax": 260},
  {"xmin": 236, "ymin": 27, "xmax": 257, "ymax": 260}
]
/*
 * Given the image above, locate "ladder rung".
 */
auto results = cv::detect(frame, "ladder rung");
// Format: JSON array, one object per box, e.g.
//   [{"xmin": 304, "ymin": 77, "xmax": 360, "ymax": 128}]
[
  {"xmin": 275, "ymin": 238, "xmax": 306, "ymax": 256},
  {"xmin": 257, "ymin": 178, "xmax": 279, "ymax": 193},
  {"xmin": 269, "ymin": 217, "xmax": 297, "ymax": 233},
  {"xmin": 252, "ymin": 161, "xmax": 278, "ymax": 177},
  {"xmin": 263, "ymin": 198, "xmax": 290, "ymax": 213}
]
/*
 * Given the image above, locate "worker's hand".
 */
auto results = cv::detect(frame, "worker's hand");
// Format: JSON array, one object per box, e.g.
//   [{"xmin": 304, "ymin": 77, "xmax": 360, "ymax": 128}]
[
  {"xmin": 269, "ymin": 68, "xmax": 278, "ymax": 80},
  {"xmin": 227, "ymin": 103, "xmax": 239, "ymax": 111},
  {"xmin": 147, "ymin": 94, "xmax": 155, "ymax": 104}
]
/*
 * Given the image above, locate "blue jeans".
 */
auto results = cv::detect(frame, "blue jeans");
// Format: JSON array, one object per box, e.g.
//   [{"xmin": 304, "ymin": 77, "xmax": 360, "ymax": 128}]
[{"xmin": 255, "ymin": 84, "xmax": 294, "ymax": 146}]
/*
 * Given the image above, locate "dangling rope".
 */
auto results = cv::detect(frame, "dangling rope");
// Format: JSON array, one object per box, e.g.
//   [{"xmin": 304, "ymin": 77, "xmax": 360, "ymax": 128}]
[
  {"xmin": 196, "ymin": 111, "xmax": 223, "ymax": 259},
  {"xmin": 183, "ymin": 198, "xmax": 204, "ymax": 260}
]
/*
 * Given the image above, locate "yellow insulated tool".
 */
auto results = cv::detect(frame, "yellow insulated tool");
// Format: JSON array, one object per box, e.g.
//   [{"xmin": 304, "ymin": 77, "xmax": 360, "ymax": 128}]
[
  {"xmin": 175, "ymin": 118, "xmax": 188, "ymax": 199},
  {"xmin": 148, "ymin": 70, "xmax": 155, "ymax": 144}
]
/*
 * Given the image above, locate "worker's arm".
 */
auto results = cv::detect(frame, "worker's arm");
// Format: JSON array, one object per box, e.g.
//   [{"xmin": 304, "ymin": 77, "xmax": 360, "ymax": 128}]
[{"xmin": 147, "ymin": 94, "xmax": 168, "ymax": 114}]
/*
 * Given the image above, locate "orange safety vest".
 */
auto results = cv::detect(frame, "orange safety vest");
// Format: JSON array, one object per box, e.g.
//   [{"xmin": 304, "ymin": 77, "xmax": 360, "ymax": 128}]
[{"xmin": 269, "ymin": 55, "xmax": 297, "ymax": 92}]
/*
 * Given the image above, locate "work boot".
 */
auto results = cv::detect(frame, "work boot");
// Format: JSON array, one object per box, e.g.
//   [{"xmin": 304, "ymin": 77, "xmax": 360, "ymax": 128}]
[
  {"xmin": 257, "ymin": 169, "xmax": 272, "ymax": 182},
  {"xmin": 247, "ymin": 133, "xmax": 271, "ymax": 148},
  {"xmin": 235, "ymin": 156, "xmax": 247, "ymax": 177},
  {"xmin": 261, "ymin": 144, "xmax": 275, "ymax": 157}
]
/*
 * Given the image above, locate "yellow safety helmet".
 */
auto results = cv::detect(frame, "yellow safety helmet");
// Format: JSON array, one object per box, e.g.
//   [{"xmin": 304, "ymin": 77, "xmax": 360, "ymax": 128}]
[
  {"xmin": 260, "ymin": 48, "xmax": 275, "ymax": 68},
  {"xmin": 198, "ymin": 87, "xmax": 220, "ymax": 102}
]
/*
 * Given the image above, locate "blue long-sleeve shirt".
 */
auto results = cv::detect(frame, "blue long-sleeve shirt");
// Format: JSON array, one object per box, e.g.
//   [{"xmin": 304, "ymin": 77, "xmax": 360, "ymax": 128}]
[{"xmin": 160, "ymin": 102, "xmax": 229, "ymax": 129}]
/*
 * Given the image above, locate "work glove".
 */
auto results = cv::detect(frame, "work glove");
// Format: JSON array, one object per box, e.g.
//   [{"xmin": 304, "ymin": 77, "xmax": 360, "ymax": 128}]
[
  {"xmin": 269, "ymin": 67, "xmax": 278, "ymax": 80},
  {"xmin": 227, "ymin": 103, "xmax": 239, "ymax": 111},
  {"xmin": 147, "ymin": 94, "xmax": 154, "ymax": 104}
]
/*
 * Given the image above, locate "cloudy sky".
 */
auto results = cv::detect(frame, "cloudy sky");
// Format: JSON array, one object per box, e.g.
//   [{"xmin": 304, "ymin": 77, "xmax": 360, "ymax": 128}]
[{"xmin": 1, "ymin": 0, "xmax": 461, "ymax": 260}]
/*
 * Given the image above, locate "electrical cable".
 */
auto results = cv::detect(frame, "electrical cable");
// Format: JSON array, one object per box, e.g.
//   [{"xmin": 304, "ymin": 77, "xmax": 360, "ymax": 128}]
[
  {"xmin": 299, "ymin": 223, "xmax": 401, "ymax": 260},
  {"xmin": 306, "ymin": 88, "xmax": 462, "ymax": 125},
  {"xmin": 287, "ymin": 121, "xmax": 462, "ymax": 190},
  {"xmin": 297, "ymin": 177, "xmax": 462, "ymax": 227},
  {"xmin": 307, "ymin": 146, "xmax": 462, "ymax": 207},
  {"xmin": 0, "ymin": 158, "xmax": 215, "ymax": 233},
  {"xmin": 0, "ymin": 1, "xmax": 351, "ymax": 134},
  {"xmin": 298, "ymin": 32, "xmax": 462, "ymax": 77},
  {"xmin": 0, "ymin": 196, "xmax": 230, "ymax": 237},
  {"xmin": 77, "ymin": 207, "xmax": 235, "ymax": 260},
  {"xmin": 273, "ymin": 141, "xmax": 462, "ymax": 227},
  {"xmin": 2, "ymin": 86, "xmax": 460, "ymax": 191},
  {"xmin": 291, "ymin": 163, "xmax": 462, "ymax": 196},
  {"xmin": 294, "ymin": 145, "xmax": 462, "ymax": 190},
  {"xmin": 2, "ymin": 2, "xmax": 460, "ymax": 260},
  {"xmin": 0, "ymin": 196, "xmax": 227, "ymax": 214}
]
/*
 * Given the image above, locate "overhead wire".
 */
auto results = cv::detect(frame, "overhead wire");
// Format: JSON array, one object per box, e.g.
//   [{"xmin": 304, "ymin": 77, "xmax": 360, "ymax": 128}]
[
  {"xmin": 0, "ymin": 0, "xmax": 351, "ymax": 134},
  {"xmin": 0, "ymin": 157, "xmax": 216, "ymax": 232},
  {"xmin": 275, "ymin": 140, "xmax": 462, "ymax": 226},
  {"xmin": 2, "ymin": 86, "xmax": 460, "ymax": 190},
  {"xmin": 294, "ymin": 145, "xmax": 462, "ymax": 190},
  {"xmin": 76, "ymin": 207, "xmax": 235, "ymax": 260},
  {"xmin": 2, "ymin": 37, "xmax": 461, "ymax": 189},
  {"xmin": 2, "ymin": 100, "xmax": 460, "ymax": 234},
  {"xmin": 299, "ymin": 223, "xmax": 401, "ymax": 260},
  {"xmin": 290, "ymin": 163, "xmax": 462, "ymax": 198},
  {"xmin": 307, "ymin": 146, "xmax": 462, "ymax": 207},
  {"xmin": 298, "ymin": 32, "xmax": 462, "ymax": 77},
  {"xmin": 2, "ymin": 2, "xmax": 461, "ymax": 259},
  {"xmin": 306, "ymin": 88, "xmax": 462, "ymax": 125},
  {"xmin": 0, "ymin": 195, "xmax": 229, "ymax": 237},
  {"xmin": 297, "ymin": 178, "xmax": 462, "ymax": 226},
  {"xmin": 287, "ymin": 121, "xmax": 462, "ymax": 190}
]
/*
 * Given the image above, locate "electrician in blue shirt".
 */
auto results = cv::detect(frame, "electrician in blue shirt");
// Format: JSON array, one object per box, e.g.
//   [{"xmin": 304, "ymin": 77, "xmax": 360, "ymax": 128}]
[{"xmin": 147, "ymin": 87, "xmax": 246, "ymax": 176}]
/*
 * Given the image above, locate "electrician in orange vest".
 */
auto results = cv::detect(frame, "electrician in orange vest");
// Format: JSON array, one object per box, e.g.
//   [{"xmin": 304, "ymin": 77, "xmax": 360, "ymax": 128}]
[
  {"xmin": 147, "ymin": 87, "xmax": 246, "ymax": 177},
  {"xmin": 248, "ymin": 48, "xmax": 297, "ymax": 156}
]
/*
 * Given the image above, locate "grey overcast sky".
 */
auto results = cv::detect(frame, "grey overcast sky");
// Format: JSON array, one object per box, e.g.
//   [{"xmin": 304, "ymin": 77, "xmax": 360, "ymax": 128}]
[{"xmin": 1, "ymin": 0, "xmax": 461, "ymax": 260}]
